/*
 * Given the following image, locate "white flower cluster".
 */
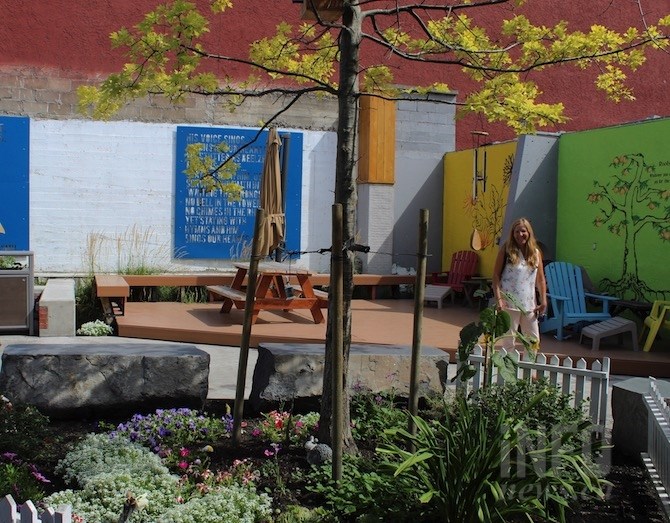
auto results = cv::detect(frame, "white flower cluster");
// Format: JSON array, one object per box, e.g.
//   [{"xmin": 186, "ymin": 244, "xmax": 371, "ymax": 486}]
[
  {"xmin": 76, "ymin": 319, "xmax": 113, "ymax": 336},
  {"xmin": 44, "ymin": 433, "xmax": 273, "ymax": 522}
]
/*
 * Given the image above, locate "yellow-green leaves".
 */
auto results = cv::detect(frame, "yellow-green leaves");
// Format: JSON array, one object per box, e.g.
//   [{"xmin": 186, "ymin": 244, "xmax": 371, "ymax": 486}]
[
  {"xmin": 78, "ymin": 0, "xmax": 217, "ymax": 119},
  {"xmin": 596, "ymin": 65, "xmax": 635, "ymax": 102},
  {"xmin": 464, "ymin": 76, "xmax": 566, "ymax": 134},
  {"xmin": 79, "ymin": 1, "xmax": 669, "ymax": 137},
  {"xmin": 183, "ymin": 143, "xmax": 243, "ymax": 201},
  {"xmin": 210, "ymin": 0, "xmax": 232, "ymax": 13},
  {"xmin": 249, "ymin": 23, "xmax": 337, "ymax": 86}
]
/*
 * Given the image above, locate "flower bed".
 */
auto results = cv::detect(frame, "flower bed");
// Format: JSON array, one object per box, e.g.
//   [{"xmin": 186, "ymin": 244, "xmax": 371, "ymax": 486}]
[{"xmin": 0, "ymin": 385, "xmax": 667, "ymax": 522}]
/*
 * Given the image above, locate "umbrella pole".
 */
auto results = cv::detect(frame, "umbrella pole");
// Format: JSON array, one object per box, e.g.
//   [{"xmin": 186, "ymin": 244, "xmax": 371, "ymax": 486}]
[{"xmin": 275, "ymin": 133, "xmax": 291, "ymax": 262}]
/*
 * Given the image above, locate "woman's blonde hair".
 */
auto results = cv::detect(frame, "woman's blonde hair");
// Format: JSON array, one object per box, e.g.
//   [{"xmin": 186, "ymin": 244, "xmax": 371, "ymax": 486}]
[{"xmin": 505, "ymin": 217, "xmax": 541, "ymax": 268}]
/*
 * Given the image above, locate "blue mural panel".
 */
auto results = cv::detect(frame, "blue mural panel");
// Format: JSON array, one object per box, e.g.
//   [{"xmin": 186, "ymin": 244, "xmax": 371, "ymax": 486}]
[
  {"xmin": 0, "ymin": 116, "xmax": 29, "ymax": 251},
  {"xmin": 174, "ymin": 126, "xmax": 303, "ymax": 259}
]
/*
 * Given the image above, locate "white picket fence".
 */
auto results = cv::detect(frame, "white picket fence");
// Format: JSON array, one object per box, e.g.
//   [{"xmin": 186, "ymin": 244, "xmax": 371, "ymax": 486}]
[
  {"xmin": 459, "ymin": 346, "xmax": 611, "ymax": 435},
  {"xmin": 642, "ymin": 377, "xmax": 670, "ymax": 519},
  {"xmin": 0, "ymin": 495, "xmax": 71, "ymax": 523}
]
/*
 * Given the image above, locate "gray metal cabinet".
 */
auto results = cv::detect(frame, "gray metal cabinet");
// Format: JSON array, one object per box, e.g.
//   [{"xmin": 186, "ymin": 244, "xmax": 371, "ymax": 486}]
[{"xmin": 0, "ymin": 251, "xmax": 34, "ymax": 334}]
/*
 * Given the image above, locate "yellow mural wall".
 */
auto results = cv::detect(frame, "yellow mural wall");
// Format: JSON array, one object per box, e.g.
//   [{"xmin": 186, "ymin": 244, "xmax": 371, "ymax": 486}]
[{"xmin": 442, "ymin": 142, "xmax": 516, "ymax": 277}]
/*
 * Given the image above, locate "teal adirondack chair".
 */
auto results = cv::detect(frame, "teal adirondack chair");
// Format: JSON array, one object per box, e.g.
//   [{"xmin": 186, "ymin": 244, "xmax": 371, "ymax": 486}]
[{"xmin": 540, "ymin": 261, "xmax": 618, "ymax": 340}]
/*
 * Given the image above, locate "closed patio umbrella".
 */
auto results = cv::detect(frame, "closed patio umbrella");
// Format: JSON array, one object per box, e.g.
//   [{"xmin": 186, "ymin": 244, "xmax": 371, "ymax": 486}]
[{"xmin": 257, "ymin": 127, "xmax": 285, "ymax": 257}]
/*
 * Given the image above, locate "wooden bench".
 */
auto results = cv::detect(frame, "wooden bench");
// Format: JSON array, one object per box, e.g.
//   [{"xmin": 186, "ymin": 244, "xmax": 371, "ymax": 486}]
[
  {"xmin": 293, "ymin": 285, "xmax": 329, "ymax": 307},
  {"xmin": 122, "ymin": 274, "xmax": 235, "ymax": 287},
  {"xmin": 95, "ymin": 275, "xmax": 130, "ymax": 319},
  {"xmin": 294, "ymin": 274, "xmax": 415, "ymax": 299},
  {"xmin": 206, "ymin": 285, "xmax": 247, "ymax": 310}
]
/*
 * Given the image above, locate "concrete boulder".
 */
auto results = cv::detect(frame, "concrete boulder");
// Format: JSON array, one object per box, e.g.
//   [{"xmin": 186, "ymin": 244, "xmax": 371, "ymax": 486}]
[
  {"xmin": 0, "ymin": 343, "xmax": 210, "ymax": 419},
  {"xmin": 249, "ymin": 343, "xmax": 449, "ymax": 410}
]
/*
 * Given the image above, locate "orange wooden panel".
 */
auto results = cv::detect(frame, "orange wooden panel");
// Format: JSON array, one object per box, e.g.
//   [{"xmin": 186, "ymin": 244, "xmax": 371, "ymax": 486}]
[{"xmin": 358, "ymin": 94, "xmax": 395, "ymax": 184}]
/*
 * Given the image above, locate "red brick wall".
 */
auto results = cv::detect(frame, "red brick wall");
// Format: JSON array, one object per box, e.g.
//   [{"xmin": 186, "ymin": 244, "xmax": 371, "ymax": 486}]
[{"xmin": 2, "ymin": 0, "xmax": 668, "ymax": 148}]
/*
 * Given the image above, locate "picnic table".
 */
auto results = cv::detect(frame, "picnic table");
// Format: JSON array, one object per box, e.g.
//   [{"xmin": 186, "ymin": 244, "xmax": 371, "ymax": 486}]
[
  {"xmin": 463, "ymin": 276, "xmax": 492, "ymax": 309},
  {"xmin": 207, "ymin": 261, "xmax": 327, "ymax": 325},
  {"xmin": 610, "ymin": 299, "xmax": 652, "ymax": 321}
]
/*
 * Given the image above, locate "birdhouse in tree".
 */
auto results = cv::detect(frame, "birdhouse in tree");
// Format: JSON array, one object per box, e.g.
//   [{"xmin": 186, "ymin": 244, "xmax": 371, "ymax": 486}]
[{"xmin": 298, "ymin": 0, "xmax": 343, "ymax": 21}]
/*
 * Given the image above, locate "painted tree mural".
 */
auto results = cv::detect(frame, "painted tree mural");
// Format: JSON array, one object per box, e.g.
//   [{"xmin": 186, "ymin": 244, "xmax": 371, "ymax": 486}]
[{"xmin": 589, "ymin": 153, "xmax": 670, "ymax": 300}]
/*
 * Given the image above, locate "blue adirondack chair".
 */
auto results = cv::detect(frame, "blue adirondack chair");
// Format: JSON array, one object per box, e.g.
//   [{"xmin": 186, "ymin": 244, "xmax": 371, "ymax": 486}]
[{"xmin": 540, "ymin": 261, "xmax": 618, "ymax": 340}]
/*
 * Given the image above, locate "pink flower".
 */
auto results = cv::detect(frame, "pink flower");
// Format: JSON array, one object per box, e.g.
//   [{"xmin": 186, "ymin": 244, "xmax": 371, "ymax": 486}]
[
  {"xmin": 31, "ymin": 471, "xmax": 51, "ymax": 484},
  {"xmin": 264, "ymin": 449, "xmax": 275, "ymax": 457},
  {"xmin": 179, "ymin": 447, "xmax": 190, "ymax": 457},
  {"xmin": 178, "ymin": 461, "xmax": 189, "ymax": 470}
]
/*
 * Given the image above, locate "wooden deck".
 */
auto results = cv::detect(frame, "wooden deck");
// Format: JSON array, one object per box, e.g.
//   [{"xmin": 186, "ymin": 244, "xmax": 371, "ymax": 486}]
[{"xmin": 116, "ymin": 299, "xmax": 670, "ymax": 378}]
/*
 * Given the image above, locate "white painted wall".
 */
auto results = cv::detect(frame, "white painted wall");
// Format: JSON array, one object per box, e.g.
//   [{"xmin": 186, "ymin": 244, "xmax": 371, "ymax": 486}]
[
  {"xmin": 29, "ymin": 119, "xmax": 335, "ymax": 274},
  {"xmin": 393, "ymin": 95, "xmax": 456, "ymax": 274}
]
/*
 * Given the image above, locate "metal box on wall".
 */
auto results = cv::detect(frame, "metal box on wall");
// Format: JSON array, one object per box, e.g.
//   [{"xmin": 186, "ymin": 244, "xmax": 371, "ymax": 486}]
[{"xmin": 0, "ymin": 251, "xmax": 34, "ymax": 334}]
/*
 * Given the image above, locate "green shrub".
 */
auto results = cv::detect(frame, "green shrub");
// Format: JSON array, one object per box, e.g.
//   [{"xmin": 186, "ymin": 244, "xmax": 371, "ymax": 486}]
[
  {"xmin": 377, "ymin": 392, "xmax": 608, "ymax": 522},
  {"xmin": 471, "ymin": 378, "xmax": 590, "ymax": 450},
  {"xmin": 75, "ymin": 277, "xmax": 105, "ymax": 328},
  {"xmin": 305, "ymin": 454, "xmax": 421, "ymax": 522},
  {"xmin": 350, "ymin": 390, "xmax": 408, "ymax": 446},
  {"xmin": 0, "ymin": 397, "xmax": 50, "ymax": 459}
]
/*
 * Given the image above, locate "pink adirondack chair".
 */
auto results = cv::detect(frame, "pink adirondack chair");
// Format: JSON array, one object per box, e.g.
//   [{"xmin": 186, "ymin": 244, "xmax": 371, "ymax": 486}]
[{"xmin": 426, "ymin": 250, "xmax": 479, "ymax": 306}]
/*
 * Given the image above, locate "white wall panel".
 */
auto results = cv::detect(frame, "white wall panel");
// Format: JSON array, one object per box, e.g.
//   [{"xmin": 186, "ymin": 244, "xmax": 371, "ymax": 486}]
[{"xmin": 29, "ymin": 119, "xmax": 336, "ymax": 274}]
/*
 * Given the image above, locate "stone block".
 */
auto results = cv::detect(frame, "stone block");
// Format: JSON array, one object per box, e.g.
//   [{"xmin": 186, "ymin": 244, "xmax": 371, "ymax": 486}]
[
  {"xmin": 249, "ymin": 343, "xmax": 449, "ymax": 410},
  {"xmin": 611, "ymin": 377, "xmax": 670, "ymax": 460},
  {"xmin": 0, "ymin": 343, "xmax": 209, "ymax": 419},
  {"xmin": 38, "ymin": 278, "xmax": 75, "ymax": 337}
]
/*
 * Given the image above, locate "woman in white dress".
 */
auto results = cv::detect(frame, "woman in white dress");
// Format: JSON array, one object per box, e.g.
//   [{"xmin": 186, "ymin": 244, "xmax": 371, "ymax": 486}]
[{"xmin": 492, "ymin": 217, "xmax": 547, "ymax": 349}]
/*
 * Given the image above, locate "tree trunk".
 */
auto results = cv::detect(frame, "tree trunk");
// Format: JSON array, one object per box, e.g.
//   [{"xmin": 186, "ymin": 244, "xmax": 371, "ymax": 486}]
[{"xmin": 319, "ymin": 1, "xmax": 361, "ymax": 453}]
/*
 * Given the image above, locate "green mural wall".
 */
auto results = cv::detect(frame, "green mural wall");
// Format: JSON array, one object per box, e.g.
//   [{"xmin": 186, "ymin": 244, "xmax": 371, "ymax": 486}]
[{"xmin": 557, "ymin": 118, "xmax": 670, "ymax": 301}]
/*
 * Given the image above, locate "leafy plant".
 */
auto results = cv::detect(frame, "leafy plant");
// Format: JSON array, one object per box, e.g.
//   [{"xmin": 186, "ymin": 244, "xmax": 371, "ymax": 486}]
[
  {"xmin": 259, "ymin": 442, "xmax": 286, "ymax": 496},
  {"xmin": 0, "ymin": 396, "xmax": 51, "ymax": 459},
  {"xmin": 74, "ymin": 276, "xmax": 105, "ymax": 329},
  {"xmin": 0, "ymin": 255, "xmax": 18, "ymax": 269},
  {"xmin": 251, "ymin": 410, "xmax": 319, "ymax": 445},
  {"xmin": 454, "ymin": 295, "xmax": 538, "ymax": 386},
  {"xmin": 377, "ymin": 392, "xmax": 609, "ymax": 523},
  {"xmin": 471, "ymin": 378, "xmax": 590, "ymax": 450},
  {"xmin": 350, "ymin": 390, "xmax": 408, "ymax": 446},
  {"xmin": 305, "ymin": 453, "xmax": 420, "ymax": 522},
  {"xmin": 0, "ymin": 452, "xmax": 51, "ymax": 503}
]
